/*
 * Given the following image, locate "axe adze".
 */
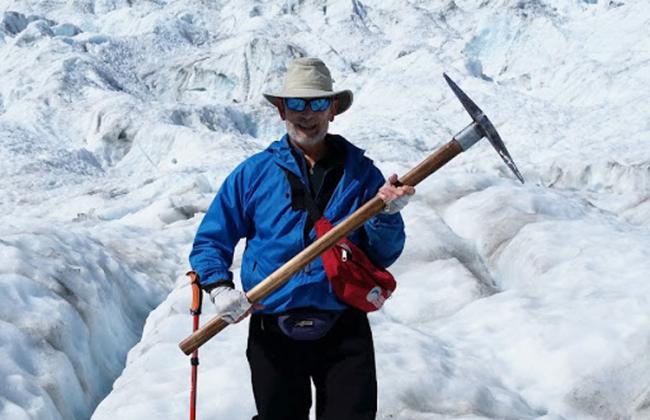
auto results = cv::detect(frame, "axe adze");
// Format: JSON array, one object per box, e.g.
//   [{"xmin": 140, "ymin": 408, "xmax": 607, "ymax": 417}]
[
  {"xmin": 179, "ymin": 73, "xmax": 524, "ymax": 355},
  {"xmin": 442, "ymin": 74, "xmax": 524, "ymax": 183}
]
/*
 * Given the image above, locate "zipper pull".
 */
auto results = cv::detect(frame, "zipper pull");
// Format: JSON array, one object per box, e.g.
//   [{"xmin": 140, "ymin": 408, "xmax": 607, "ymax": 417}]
[{"xmin": 339, "ymin": 243, "xmax": 351, "ymax": 262}]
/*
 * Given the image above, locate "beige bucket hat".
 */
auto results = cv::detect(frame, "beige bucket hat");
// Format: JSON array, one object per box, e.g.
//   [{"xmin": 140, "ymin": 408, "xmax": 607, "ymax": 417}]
[{"xmin": 263, "ymin": 57, "xmax": 353, "ymax": 115}]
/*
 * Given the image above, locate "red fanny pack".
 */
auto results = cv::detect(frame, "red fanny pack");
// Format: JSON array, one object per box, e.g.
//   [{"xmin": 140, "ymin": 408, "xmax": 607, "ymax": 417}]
[
  {"xmin": 314, "ymin": 217, "xmax": 396, "ymax": 312},
  {"xmin": 283, "ymin": 168, "xmax": 396, "ymax": 312}
]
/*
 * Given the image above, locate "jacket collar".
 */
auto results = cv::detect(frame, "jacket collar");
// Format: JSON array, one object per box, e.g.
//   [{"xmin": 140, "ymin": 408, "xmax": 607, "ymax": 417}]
[{"xmin": 269, "ymin": 133, "xmax": 369, "ymax": 180}]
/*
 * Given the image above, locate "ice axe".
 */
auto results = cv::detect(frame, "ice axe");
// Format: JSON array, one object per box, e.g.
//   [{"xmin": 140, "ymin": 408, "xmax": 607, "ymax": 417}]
[{"xmin": 178, "ymin": 73, "xmax": 524, "ymax": 355}]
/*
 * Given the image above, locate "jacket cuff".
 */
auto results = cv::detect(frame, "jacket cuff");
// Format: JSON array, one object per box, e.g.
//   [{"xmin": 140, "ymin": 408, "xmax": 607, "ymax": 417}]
[
  {"xmin": 202, "ymin": 280, "xmax": 235, "ymax": 292},
  {"xmin": 367, "ymin": 211, "xmax": 402, "ymax": 227},
  {"xmin": 199, "ymin": 270, "xmax": 235, "ymax": 291}
]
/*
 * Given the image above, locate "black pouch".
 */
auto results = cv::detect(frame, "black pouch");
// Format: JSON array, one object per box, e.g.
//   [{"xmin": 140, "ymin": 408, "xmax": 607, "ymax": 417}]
[{"xmin": 276, "ymin": 308, "xmax": 342, "ymax": 341}]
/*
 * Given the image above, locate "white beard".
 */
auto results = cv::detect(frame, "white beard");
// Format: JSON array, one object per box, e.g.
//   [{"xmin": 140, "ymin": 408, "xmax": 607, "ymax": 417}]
[{"xmin": 286, "ymin": 121, "xmax": 329, "ymax": 148}]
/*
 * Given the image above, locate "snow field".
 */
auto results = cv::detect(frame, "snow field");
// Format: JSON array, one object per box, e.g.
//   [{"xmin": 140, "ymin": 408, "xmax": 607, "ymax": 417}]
[{"xmin": 0, "ymin": 0, "xmax": 649, "ymax": 419}]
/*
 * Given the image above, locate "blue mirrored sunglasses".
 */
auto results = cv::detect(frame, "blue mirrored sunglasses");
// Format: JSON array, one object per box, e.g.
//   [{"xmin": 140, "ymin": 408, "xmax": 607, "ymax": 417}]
[{"xmin": 285, "ymin": 97, "xmax": 332, "ymax": 112}]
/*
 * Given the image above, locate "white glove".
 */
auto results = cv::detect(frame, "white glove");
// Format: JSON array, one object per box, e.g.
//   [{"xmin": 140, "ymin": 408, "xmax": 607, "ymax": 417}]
[
  {"xmin": 383, "ymin": 194, "xmax": 411, "ymax": 215},
  {"xmin": 377, "ymin": 174, "xmax": 415, "ymax": 215},
  {"xmin": 209, "ymin": 286, "xmax": 252, "ymax": 323}
]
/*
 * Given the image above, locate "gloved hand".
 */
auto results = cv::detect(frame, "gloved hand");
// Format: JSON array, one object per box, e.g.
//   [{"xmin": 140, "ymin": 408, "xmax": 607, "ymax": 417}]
[
  {"xmin": 377, "ymin": 174, "xmax": 415, "ymax": 215},
  {"xmin": 209, "ymin": 285, "xmax": 252, "ymax": 323}
]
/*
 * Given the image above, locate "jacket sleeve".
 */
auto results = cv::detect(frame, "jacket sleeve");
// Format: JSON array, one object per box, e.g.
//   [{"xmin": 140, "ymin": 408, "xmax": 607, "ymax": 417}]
[
  {"xmin": 189, "ymin": 165, "xmax": 250, "ymax": 289},
  {"xmin": 360, "ymin": 165, "xmax": 406, "ymax": 268}
]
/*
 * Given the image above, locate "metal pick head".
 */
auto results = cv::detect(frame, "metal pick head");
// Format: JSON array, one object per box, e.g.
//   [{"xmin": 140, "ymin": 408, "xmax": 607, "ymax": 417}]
[{"xmin": 443, "ymin": 73, "xmax": 525, "ymax": 184}]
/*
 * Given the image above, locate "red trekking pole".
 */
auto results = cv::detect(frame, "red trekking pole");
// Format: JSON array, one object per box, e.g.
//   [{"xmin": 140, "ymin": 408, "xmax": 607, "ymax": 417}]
[{"xmin": 187, "ymin": 272, "xmax": 203, "ymax": 420}]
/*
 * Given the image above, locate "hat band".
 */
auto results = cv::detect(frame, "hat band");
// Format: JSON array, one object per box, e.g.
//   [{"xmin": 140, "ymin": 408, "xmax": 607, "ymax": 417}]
[{"xmin": 273, "ymin": 87, "xmax": 341, "ymax": 98}]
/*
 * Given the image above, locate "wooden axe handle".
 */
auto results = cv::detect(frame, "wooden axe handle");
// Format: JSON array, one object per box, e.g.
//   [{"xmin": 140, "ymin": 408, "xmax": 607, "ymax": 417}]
[
  {"xmin": 399, "ymin": 140, "xmax": 463, "ymax": 186},
  {"xmin": 179, "ymin": 139, "xmax": 463, "ymax": 355}
]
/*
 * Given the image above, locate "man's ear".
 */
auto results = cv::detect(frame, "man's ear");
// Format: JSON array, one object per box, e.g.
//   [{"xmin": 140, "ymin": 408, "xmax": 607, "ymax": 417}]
[
  {"xmin": 276, "ymin": 99, "xmax": 286, "ymax": 121},
  {"xmin": 329, "ymin": 98, "xmax": 338, "ymax": 122}
]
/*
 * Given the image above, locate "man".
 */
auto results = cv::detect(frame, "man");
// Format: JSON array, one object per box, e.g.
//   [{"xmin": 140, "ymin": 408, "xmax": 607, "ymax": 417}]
[{"xmin": 189, "ymin": 57, "xmax": 414, "ymax": 420}]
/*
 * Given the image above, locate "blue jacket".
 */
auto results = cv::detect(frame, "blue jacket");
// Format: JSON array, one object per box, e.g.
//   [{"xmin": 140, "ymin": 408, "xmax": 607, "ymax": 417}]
[{"xmin": 189, "ymin": 134, "xmax": 406, "ymax": 313}]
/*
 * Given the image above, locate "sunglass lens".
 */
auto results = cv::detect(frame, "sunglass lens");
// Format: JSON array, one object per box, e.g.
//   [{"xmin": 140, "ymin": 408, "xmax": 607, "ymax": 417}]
[
  {"xmin": 285, "ymin": 98, "xmax": 331, "ymax": 112},
  {"xmin": 310, "ymin": 98, "xmax": 331, "ymax": 112},
  {"xmin": 286, "ymin": 98, "xmax": 306, "ymax": 112}
]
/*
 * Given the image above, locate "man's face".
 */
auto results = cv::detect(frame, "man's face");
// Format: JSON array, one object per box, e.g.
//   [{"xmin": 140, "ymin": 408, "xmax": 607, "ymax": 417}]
[{"xmin": 280, "ymin": 98, "xmax": 337, "ymax": 147}]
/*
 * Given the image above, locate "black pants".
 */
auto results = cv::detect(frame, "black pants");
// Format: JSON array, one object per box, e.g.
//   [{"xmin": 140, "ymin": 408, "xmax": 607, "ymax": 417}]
[{"xmin": 247, "ymin": 308, "xmax": 377, "ymax": 420}]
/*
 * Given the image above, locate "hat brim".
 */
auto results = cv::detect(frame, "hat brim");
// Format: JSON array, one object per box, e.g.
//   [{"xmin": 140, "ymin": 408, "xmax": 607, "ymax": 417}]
[{"xmin": 263, "ymin": 89, "xmax": 353, "ymax": 115}]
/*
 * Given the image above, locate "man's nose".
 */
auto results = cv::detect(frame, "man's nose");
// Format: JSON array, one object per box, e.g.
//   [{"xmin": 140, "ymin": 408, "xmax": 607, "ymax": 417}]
[{"xmin": 297, "ymin": 108, "xmax": 315, "ymax": 121}]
